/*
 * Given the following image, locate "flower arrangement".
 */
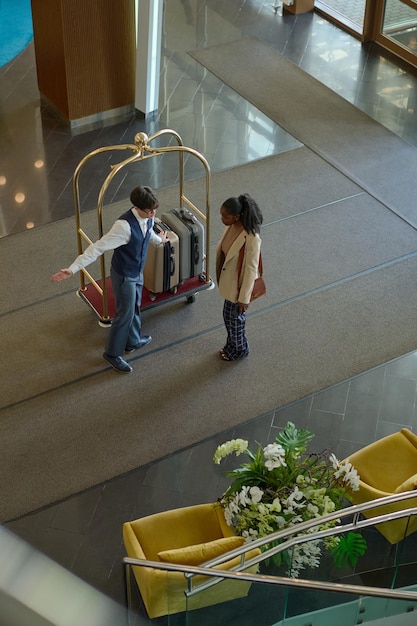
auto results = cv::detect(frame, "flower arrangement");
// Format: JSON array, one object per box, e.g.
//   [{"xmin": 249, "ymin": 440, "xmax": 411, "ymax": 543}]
[{"xmin": 214, "ymin": 422, "xmax": 366, "ymax": 577}]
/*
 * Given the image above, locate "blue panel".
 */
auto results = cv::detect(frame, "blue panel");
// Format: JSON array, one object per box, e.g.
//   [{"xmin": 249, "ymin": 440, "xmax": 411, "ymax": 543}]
[{"xmin": 0, "ymin": 0, "xmax": 33, "ymax": 68}]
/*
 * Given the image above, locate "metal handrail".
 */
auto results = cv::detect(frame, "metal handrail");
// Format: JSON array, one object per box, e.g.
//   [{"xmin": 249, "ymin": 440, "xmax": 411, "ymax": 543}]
[
  {"xmin": 123, "ymin": 492, "xmax": 417, "ymax": 602},
  {"xmin": 123, "ymin": 557, "xmax": 417, "ymax": 602}
]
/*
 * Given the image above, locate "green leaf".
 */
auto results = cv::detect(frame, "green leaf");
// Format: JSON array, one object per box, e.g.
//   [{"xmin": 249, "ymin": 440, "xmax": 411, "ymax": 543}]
[
  {"xmin": 225, "ymin": 466, "xmax": 268, "ymax": 493},
  {"xmin": 275, "ymin": 421, "xmax": 315, "ymax": 458},
  {"xmin": 331, "ymin": 532, "xmax": 367, "ymax": 569},
  {"xmin": 261, "ymin": 541, "xmax": 291, "ymax": 570}
]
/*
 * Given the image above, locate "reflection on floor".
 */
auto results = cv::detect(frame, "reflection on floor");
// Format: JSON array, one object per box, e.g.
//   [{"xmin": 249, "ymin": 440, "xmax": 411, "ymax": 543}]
[{"xmin": 2, "ymin": 0, "xmax": 417, "ymax": 623}]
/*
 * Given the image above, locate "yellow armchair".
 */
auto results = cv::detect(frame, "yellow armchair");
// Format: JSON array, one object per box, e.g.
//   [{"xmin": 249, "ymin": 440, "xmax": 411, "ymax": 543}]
[
  {"xmin": 123, "ymin": 502, "xmax": 261, "ymax": 619},
  {"xmin": 345, "ymin": 428, "xmax": 417, "ymax": 544}
]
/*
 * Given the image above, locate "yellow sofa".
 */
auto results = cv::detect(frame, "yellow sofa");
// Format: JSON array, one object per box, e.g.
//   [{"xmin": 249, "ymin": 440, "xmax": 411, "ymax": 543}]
[
  {"xmin": 123, "ymin": 502, "xmax": 261, "ymax": 618},
  {"xmin": 345, "ymin": 428, "xmax": 417, "ymax": 543}
]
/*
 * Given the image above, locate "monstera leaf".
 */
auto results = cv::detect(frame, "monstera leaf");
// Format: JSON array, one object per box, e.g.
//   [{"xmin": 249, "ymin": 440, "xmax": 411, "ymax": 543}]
[
  {"xmin": 332, "ymin": 532, "xmax": 367, "ymax": 568},
  {"xmin": 275, "ymin": 421, "xmax": 314, "ymax": 458}
]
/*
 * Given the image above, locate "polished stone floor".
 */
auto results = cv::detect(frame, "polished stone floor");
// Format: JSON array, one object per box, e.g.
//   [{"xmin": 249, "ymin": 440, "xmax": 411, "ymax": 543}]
[{"xmin": 2, "ymin": 1, "xmax": 417, "ymax": 624}]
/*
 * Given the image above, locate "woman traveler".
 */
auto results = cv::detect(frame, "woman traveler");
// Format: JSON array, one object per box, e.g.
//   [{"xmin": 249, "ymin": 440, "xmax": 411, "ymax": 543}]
[{"xmin": 215, "ymin": 193, "xmax": 263, "ymax": 361}]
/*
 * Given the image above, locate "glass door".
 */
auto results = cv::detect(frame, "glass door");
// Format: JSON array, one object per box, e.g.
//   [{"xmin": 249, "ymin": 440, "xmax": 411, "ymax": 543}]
[
  {"xmin": 314, "ymin": 0, "xmax": 417, "ymax": 68},
  {"xmin": 375, "ymin": 0, "xmax": 417, "ymax": 67},
  {"xmin": 314, "ymin": 0, "xmax": 366, "ymax": 38}
]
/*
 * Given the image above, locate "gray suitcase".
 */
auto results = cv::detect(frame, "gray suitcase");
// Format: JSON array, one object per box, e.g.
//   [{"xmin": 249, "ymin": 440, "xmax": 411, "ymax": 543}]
[
  {"xmin": 160, "ymin": 208, "xmax": 204, "ymax": 281},
  {"xmin": 144, "ymin": 220, "xmax": 180, "ymax": 295}
]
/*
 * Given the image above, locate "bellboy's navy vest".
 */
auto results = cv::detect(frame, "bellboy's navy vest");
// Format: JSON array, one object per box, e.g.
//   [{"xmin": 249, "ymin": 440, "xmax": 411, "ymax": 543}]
[{"xmin": 111, "ymin": 209, "xmax": 152, "ymax": 278}]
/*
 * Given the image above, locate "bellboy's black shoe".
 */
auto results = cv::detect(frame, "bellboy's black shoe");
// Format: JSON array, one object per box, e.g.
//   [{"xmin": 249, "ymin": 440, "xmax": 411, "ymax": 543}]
[
  {"xmin": 125, "ymin": 336, "xmax": 152, "ymax": 353},
  {"xmin": 103, "ymin": 353, "xmax": 133, "ymax": 373}
]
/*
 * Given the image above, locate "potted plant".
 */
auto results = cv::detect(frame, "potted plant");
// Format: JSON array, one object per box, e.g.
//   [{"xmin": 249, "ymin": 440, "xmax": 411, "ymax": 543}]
[{"xmin": 214, "ymin": 422, "xmax": 366, "ymax": 577}]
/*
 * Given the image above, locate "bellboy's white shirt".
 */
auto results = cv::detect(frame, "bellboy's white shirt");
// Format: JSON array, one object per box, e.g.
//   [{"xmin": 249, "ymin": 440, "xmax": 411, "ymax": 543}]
[{"xmin": 69, "ymin": 209, "xmax": 162, "ymax": 275}]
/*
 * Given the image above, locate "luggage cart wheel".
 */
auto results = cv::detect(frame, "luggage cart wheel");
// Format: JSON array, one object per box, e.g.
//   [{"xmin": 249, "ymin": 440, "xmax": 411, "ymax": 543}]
[
  {"xmin": 149, "ymin": 292, "xmax": 157, "ymax": 301},
  {"xmin": 186, "ymin": 294, "xmax": 196, "ymax": 304},
  {"xmin": 99, "ymin": 318, "xmax": 112, "ymax": 328},
  {"xmin": 170, "ymin": 286, "xmax": 178, "ymax": 294}
]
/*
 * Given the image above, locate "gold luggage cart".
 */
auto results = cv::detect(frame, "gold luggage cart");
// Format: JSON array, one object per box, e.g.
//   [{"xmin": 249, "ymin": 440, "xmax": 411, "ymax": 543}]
[{"xmin": 73, "ymin": 129, "xmax": 213, "ymax": 325}]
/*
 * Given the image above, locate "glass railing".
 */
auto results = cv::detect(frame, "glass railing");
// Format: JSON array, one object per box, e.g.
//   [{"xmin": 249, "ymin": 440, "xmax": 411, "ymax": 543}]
[
  {"xmin": 185, "ymin": 578, "xmax": 416, "ymax": 626},
  {"xmin": 184, "ymin": 558, "xmax": 417, "ymax": 625},
  {"xmin": 123, "ymin": 493, "xmax": 417, "ymax": 625}
]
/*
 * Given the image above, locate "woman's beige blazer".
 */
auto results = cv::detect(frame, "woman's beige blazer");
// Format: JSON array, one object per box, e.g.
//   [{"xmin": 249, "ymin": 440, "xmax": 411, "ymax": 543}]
[{"xmin": 216, "ymin": 229, "xmax": 261, "ymax": 304}]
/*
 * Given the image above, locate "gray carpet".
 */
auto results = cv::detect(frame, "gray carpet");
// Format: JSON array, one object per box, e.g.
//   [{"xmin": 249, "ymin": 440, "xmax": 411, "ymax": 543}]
[
  {"xmin": 189, "ymin": 36, "xmax": 417, "ymax": 229},
  {"xmin": 2, "ymin": 67, "xmax": 417, "ymax": 521}
]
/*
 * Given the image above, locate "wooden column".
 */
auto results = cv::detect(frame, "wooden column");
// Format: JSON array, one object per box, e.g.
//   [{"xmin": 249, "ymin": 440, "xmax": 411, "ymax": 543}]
[{"xmin": 30, "ymin": 0, "xmax": 135, "ymax": 129}]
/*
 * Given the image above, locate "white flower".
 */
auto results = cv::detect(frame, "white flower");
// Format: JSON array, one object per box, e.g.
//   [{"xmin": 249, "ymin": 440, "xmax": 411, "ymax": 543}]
[
  {"xmin": 223, "ymin": 506, "xmax": 234, "ymax": 526},
  {"xmin": 274, "ymin": 515, "xmax": 287, "ymax": 529},
  {"xmin": 270, "ymin": 497, "xmax": 282, "ymax": 513},
  {"xmin": 322, "ymin": 495, "xmax": 336, "ymax": 514},
  {"xmin": 228, "ymin": 499, "xmax": 240, "ymax": 514},
  {"xmin": 222, "ymin": 493, "xmax": 241, "ymax": 526},
  {"xmin": 341, "ymin": 461, "xmax": 361, "ymax": 491},
  {"xmin": 296, "ymin": 474, "xmax": 311, "ymax": 486},
  {"xmin": 288, "ymin": 485, "xmax": 304, "ymax": 503},
  {"xmin": 282, "ymin": 486, "xmax": 306, "ymax": 514},
  {"xmin": 288, "ymin": 540, "xmax": 322, "ymax": 577},
  {"xmin": 213, "ymin": 439, "xmax": 249, "ymax": 464},
  {"xmin": 238, "ymin": 486, "xmax": 251, "ymax": 506},
  {"xmin": 330, "ymin": 455, "xmax": 361, "ymax": 492},
  {"xmin": 242, "ymin": 528, "xmax": 259, "ymax": 541},
  {"xmin": 250, "ymin": 486, "xmax": 264, "ymax": 503},
  {"xmin": 263, "ymin": 443, "xmax": 287, "ymax": 470},
  {"xmin": 257, "ymin": 503, "xmax": 269, "ymax": 515},
  {"xmin": 329, "ymin": 453, "xmax": 339, "ymax": 470},
  {"xmin": 307, "ymin": 503, "xmax": 319, "ymax": 516}
]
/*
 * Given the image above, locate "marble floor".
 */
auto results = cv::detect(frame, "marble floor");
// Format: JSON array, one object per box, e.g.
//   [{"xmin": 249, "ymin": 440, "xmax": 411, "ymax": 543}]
[{"xmin": 2, "ymin": 0, "xmax": 417, "ymax": 623}]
